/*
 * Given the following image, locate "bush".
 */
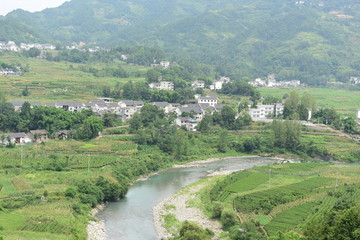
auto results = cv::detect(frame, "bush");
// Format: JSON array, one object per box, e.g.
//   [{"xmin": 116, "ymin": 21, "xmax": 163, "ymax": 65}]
[{"xmin": 220, "ymin": 209, "xmax": 238, "ymax": 229}]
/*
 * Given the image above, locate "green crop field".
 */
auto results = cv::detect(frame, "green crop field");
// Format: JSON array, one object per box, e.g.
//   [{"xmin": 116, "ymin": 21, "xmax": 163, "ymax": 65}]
[
  {"xmin": 259, "ymin": 87, "xmax": 360, "ymax": 117},
  {"xmin": 209, "ymin": 163, "xmax": 360, "ymax": 237},
  {"xmin": 0, "ymin": 53, "xmax": 147, "ymax": 103}
]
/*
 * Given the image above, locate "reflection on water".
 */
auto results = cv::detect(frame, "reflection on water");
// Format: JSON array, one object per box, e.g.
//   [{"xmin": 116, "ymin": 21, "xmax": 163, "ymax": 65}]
[{"xmin": 97, "ymin": 157, "xmax": 281, "ymax": 240}]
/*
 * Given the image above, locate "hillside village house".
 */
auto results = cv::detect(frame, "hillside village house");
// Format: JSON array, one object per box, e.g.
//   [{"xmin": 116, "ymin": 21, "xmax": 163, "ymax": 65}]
[
  {"xmin": 0, "ymin": 68, "xmax": 20, "ymax": 76},
  {"xmin": 209, "ymin": 76, "xmax": 231, "ymax": 90},
  {"xmin": 10, "ymin": 100, "xmax": 41, "ymax": 111},
  {"xmin": 175, "ymin": 117, "xmax": 198, "ymax": 132},
  {"xmin": 357, "ymin": 109, "xmax": 360, "ymax": 119},
  {"xmin": 350, "ymin": 77, "xmax": 360, "ymax": 85},
  {"xmin": 249, "ymin": 104, "xmax": 284, "ymax": 119},
  {"xmin": 2, "ymin": 133, "xmax": 32, "ymax": 145},
  {"xmin": 191, "ymin": 80, "xmax": 205, "ymax": 89},
  {"xmin": 198, "ymin": 95, "xmax": 218, "ymax": 107},
  {"xmin": 160, "ymin": 61, "xmax": 170, "ymax": 69},
  {"xmin": 149, "ymin": 81, "xmax": 175, "ymax": 91},
  {"xmin": 151, "ymin": 102, "xmax": 174, "ymax": 114},
  {"xmin": 29, "ymin": 130, "xmax": 49, "ymax": 143}
]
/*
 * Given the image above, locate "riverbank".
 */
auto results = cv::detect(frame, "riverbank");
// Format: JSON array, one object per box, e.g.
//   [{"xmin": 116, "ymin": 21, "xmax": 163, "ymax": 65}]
[
  {"xmin": 153, "ymin": 156, "xmax": 297, "ymax": 239},
  {"xmin": 86, "ymin": 155, "xmax": 288, "ymax": 239},
  {"xmin": 153, "ymin": 180, "xmax": 223, "ymax": 240},
  {"xmin": 87, "ymin": 204, "xmax": 106, "ymax": 240}
]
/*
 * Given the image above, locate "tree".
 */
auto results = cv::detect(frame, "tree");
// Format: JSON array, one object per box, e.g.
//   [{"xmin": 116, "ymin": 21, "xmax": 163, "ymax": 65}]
[
  {"xmin": 343, "ymin": 117, "xmax": 357, "ymax": 134},
  {"xmin": 78, "ymin": 116, "xmax": 104, "ymax": 140},
  {"xmin": 220, "ymin": 106, "xmax": 237, "ymax": 130},
  {"xmin": 103, "ymin": 113, "xmax": 121, "ymax": 127},
  {"xmin": 20, "ymin": 101, "xmax": 31, "ymax": 120},
  {"xmin": 272, "ymin": 120, "xmax": 301, "ymax": 150},
  {"xmin": 22, "ymin": 86, "xmax": 30, "ymax": 96},
  {"xmin": 283, "ymin": 91, "xmax": 300, "ymax": 120},
  {"xmin": 146, "ymin": 69, "xmax": 160, "ymax": 83},
  {"xmin": 25, "ymin": 47, "xmax": 41, "ymax": 58},
  {"xmin": 197, "ymin": 115, "xmax": 212, "ymax": 132},
  {"xmin": 173, "ymin": 221, "xmax": 214, "ymax": 240}
]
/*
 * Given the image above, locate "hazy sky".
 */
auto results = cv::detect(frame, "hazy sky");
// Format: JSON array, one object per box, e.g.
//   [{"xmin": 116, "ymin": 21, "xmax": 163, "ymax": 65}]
[{"xmin": 0, "ymin": 0, "xmax": 70, "ymax": 16}]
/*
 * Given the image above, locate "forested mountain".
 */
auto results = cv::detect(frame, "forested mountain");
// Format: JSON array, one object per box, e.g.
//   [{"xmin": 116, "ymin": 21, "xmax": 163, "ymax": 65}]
[
  {"xmin": 0, "ymin": 19, "xmax": 45, "ymax": 43},
  {"xmin": 3, "ymin": 0, "xmax": 360, "ymax": 84}
]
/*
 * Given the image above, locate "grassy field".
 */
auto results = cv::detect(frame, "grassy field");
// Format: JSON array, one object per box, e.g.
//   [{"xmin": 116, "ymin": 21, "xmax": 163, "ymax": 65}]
[
  {"xmin": 207, "ymin": 162, "xmax": 360, "ymax": 237},
  {"xmin": 0, "ymin": 52, "xmax": 148, "ymax": 103},
  {"xmin": 0, "ymin": 135, "xmax": 139, "ymax": 239},
  {"xmin": 259, "ymin": 87, "xmax": 360, "ymax": 116}
]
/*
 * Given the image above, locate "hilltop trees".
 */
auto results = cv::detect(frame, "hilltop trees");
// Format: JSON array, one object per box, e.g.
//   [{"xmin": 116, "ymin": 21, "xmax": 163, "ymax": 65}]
[
  {"xmin": 283, "ymin": 92, "xmax": 316, "ymax": 120},
  {"xmin": 272, "ymin": 120, "xmax": 301, "ymax": 151}
]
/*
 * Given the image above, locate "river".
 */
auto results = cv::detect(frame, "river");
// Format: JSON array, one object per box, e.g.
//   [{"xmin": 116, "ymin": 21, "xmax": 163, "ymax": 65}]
[{"xmin": 97, "ymin": 156, "xmax": 283, "ymax": 240}]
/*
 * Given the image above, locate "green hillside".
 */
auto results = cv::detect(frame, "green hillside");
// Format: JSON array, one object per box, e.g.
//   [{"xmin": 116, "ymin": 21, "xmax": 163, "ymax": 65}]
[
  {"xmin": 206, "ymin": 162, "xmax": 360, "ymax": 239},
  {"xmin": 2, "ymin": 0, "xmax": 360, "ymax": 84}
]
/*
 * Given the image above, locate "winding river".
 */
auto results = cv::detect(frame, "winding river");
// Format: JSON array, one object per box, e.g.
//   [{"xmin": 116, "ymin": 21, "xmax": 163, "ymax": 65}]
[{"xmin": 97, "ymin": 156, "xmax": 283, "ymax": 240}]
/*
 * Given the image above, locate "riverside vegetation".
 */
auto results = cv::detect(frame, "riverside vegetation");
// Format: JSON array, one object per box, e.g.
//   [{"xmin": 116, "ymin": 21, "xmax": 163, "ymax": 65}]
[
  {"xmin": 0, "ymin": 50, "xmax": 359, "ymax": 239},
  {"xmin": 186, "ymin": 162, "xmax": 360, "ymax": 240}
]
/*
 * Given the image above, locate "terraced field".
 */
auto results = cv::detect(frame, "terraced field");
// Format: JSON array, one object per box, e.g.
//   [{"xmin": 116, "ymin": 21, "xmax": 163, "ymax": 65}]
[{"xmin": 209, "ymin": 162, "xmax": 360, "ymax": 237}]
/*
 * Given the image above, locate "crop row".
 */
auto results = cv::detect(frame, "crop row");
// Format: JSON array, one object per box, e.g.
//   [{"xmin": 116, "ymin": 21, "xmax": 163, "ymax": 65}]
[
  {"xmin": 234, "ymin": 177, "xmax": 332, "ymax": 214},
  {"xmin": 265, "ymin": 201, "xmax": 317, "ymax": 236}
]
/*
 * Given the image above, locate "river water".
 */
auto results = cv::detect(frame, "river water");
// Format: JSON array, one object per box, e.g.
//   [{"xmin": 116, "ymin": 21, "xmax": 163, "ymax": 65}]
[{"xmin": 97, "ymin": 156, "xmax": 283, "ymax": 240}]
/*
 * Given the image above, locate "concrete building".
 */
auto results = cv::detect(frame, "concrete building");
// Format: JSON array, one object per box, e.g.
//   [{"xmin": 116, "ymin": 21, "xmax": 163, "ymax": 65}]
[
  {"xmin": 249, "ymin": 104, "xmax": 284, "ymax": 119},
  {"xmin": 175, "ymin": 117, "xmax": 198, "ymax": 132},
  {"xmin": 198, "ymin": 95, "xmax": 218, "ymax": 107}
]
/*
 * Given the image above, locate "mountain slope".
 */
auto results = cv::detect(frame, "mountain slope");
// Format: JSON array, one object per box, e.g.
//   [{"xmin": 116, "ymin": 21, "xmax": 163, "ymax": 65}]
[{"xmin": 3, "ymin": 0, "xmax": 360, "ymax": 84}]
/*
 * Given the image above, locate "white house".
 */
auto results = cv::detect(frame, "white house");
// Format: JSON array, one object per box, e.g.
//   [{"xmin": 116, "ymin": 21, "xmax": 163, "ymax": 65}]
[
  {"xmin": 149, "ymin": 81, "xmax": 174, "ymax": 91},
  {"xmin": 350, "ymin": 77, "xmax": 360, "ymax": 85},
  {"xmin": 55, "ymin": 101, "xmax": 86, "ymax": 112},
  {"xmin": 176, "ymin": 104, "xmax": 205, "ymax": 122},
  {"xmin": 357, "ymin": 109, "xmax": 360, "ymax": 119},
  {"xmin": 2, "ymin": 133, "xmax": 32, "ymax": 145},
  {"xmin": 191, "ymin": 80, "xmax": 205, "ymax": 89},
  {"xmin": 152, "ymin": 102, "xmax": 174, "ymax": 114},
  {"xmin": 160, "ymin": 61, "xmax": 170, "ymax": 69},
  {"xmin": 249, "ymin": 104, "xmax": 284, "ymax": 119},
  {"xmin": 118, "ymin": 100, "xmax": 144, "ymax": 120},
  {"xmin": 209, "ymin": 81, "xmax": 223, "ymax": 90},
  {"xmin": 175, "ymin": 117, "xmax": 198, "ymax": 132},
  {"xmin": 198, "ymin": 95, "xmax": 218, "ymax": 107},
  {"xmin": 249, "ymin": 78, "xmax": 266, "ymax": 87}
]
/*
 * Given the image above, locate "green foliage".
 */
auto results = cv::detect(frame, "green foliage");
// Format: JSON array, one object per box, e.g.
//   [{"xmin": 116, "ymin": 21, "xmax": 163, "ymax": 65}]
[
  {"xmin": 272, "ymin": 120, "xmax": 301, "ymax": 151},
  {"xmin": 76, "ymin": 116, "xmax": 104, "ymax": 140},
  {"xmin": 172, "ymin": 221, "xmax": 214, "ymax": 240},
  {"xmin": 229, "ymin": 222, "xmax": 266, "ymax": 240},
  {"xmin": 4, "ymin": 0, "xmax": 360, "ymax": 85},
  {"xmin": 220, "ymin": 209, "xmax": 238, "ymax": 230}
]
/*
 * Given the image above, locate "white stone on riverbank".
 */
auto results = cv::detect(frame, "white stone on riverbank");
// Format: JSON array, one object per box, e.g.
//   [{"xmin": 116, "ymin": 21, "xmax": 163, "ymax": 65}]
[
  {"xmin": 87, "ymin": 204, "xmax": 106, "ymax": 240},
  {"xmin": 153, "ymin": 183, "xmax": 222, "ymax": 240}
]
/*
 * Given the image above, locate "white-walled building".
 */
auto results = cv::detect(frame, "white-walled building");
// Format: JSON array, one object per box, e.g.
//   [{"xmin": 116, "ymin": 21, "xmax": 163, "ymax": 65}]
[
  {"xmin": 249, "ymin": 104, "xmax": 284, "ymax": 119},
  {"xmin": 149, "ymin": 81, "xmax": 174, "ymax": 91},
  {"xmin": 175, "ymin": 117, "xmax": 198, "ymax": 132},
  {"xmin": 357, "ymin": 109, "xmax": 360, "ymax": 119},
  {"xmin": 191, "ymin": 80, "xmax": 205, "ymax": 89},
  {"xmin": 160, "ymin": 61, "xmax": 170, "ymax": 69},
  {"xmin": 198, "ymin": 95, "xmax": 218, "ymax": 107}
]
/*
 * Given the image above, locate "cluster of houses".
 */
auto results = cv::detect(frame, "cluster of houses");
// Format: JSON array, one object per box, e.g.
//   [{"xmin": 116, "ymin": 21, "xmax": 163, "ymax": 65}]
[
  {"xmin": 0, "ymin": 41, "xmax": 56, "ymax": 52},
  {"xmin": 151, "ymin": 61, "xmax": 171, "ymax": 69},
  {"xmin": 249, "ymin": 75, "xmax": 303, "ymax": 88},
  {"xmin": 149, "ymin": 77, "xmax": 231, "ymax": 92},
  {"xmin": 0, "ymin": 68, "xmax": 20, "ymax": 76},
  {"xmin": 0, "ymin": 129, "xmax": 70, "ymax": 146},
  {"xmin": 6, "ymin": 95, "xmax": 222, "ymax": 140},
  {"xmin": 210, "ymin": 77, "xmax": 231, "ymax": 90},
  {"xmin": 149, "ymin": 81, "xmax": 175, "ymax": 91}
]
